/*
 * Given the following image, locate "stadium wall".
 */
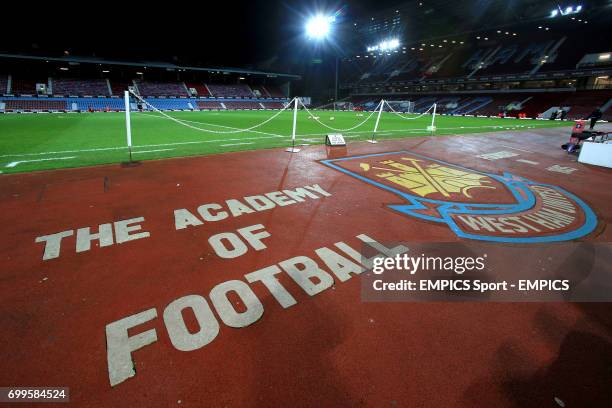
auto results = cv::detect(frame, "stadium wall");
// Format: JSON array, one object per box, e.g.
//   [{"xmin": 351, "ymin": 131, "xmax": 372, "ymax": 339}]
[{"xmin": 0, "ymin": 96, "xmax": 289, "ymax": 113}]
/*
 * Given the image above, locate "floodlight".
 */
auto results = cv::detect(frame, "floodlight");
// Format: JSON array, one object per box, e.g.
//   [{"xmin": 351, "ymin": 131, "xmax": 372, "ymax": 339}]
[
  {"xmin": 551, "ymin": 9, "xmax": 558, "ymax": 17},
  {"xmin": 366, "ymin": 38, "xmax": 400, "ymax": 53},
  {"xmin": 576, "ymin": 5, "xmax": 582, "ymax": 12},
  {"xmin": 306, "ymin": 15, "xmax": 334, "ymax": 39},
  {"xmin": 565, "ymin": 6, "xmax": 573, "ymax": 14}
]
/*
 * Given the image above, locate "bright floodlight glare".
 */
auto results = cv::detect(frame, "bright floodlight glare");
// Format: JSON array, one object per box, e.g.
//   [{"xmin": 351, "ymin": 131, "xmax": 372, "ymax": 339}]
[
  {"xmin": 551, "ymin": 9, "xmax": 558, "ymax": 17},
  {"xmin": 368, "ymin": 38, "xmax": 401, "ymax": 52},
  {"xmin": 306, "ymin": 15, "xmax": 334, "ymax": 39}
]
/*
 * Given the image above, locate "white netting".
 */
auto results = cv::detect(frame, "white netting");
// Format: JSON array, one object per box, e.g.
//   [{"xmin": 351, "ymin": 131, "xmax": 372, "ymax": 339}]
[
  {"xmin": 299, "ymin": 99, "xmax": 382, "ymax": 132},
  {"xmin": 333, "ymin": 101, "xmax": 354, "ymax": 111},
  {"xmin": 385, "ymin": 100, "xmax": 414, "ymax": 113},
  {"xmin": 130, "ymin": 91, "xmax": 294, "ymax": 134},
  {"xmin": 385, "ymin": 100, "xmax": 435, "ymax": 120}
]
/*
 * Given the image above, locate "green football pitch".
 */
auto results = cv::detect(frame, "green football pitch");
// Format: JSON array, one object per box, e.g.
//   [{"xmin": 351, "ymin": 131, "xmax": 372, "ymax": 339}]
[{"xmin": 0, "ymin": 109, "xmax": 570, "ymax": 174}]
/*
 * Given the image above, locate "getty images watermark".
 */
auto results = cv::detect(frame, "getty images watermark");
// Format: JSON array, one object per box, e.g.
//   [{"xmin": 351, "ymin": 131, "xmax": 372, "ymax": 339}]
[
  {"xmin": 373, "ymin": 252, "xmax": 488, "ymax": 275},
  {"xmin": 360, "ymin": 242, "xmax": 612, "ymax": 302}
]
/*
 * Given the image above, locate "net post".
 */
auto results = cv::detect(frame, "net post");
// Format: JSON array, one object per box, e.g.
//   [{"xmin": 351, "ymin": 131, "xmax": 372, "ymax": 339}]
[
  {"xmin": 428, "ymin": 103, "xmax": 437, "ymax": 135},
  {"xmin": 368, "ymin": 99, "xmax": 384, "ymax": 143},
  {"xmin": 124, "ymin": 90, "xmax": 133, "ymax": 162},
  {"xmin": 286, "ymin": 97, "xmax": 301, "ymax": 153}
]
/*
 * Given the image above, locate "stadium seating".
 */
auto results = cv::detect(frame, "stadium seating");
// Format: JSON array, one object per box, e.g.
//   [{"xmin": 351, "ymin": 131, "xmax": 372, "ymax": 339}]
[
  {"xmin": 110, "ymin": 81, "xmax": 131, "ymax": 96},
  {"xmin": 261, "ymin": 101, "xmax": 285, "ymax": 109},
  {"xmin": 143, "ymin": 98, "xmax": 195, "ymax": 110},
  {"xmin": 0, "ymin": 75, "xmax": 7, "ymax": 94},
  {"xmin": 411, "ymin": 96, "xmax": 437, "ymax": 112},
  {"xmin": 469, "ymin": 95, "xmax": 522, "ymax": 116},
  {"xmin": 264, "ymin": 85, "xmax": 286, "ymax": 98},
  {"xmin": 2, "ymin": 99, "xmax": 67, "ymax": 111},
  {"xmin": 430, "ymin": 97, "xmax": 463, "ymax": 114},
  {"xmin": 186, "ymin": 82, "xmax": 211, "ymax": 97},
  {"xmin": 10, "ymin": 78, "xmax": 41, "ymax": 95},
  {"xmin": 344, "ymin": 29, "xmax": 611, "ymax": 88},
  {"xmin": 206, "ymin": 84, "xmax": 254, "ymax": 98},
  {"xmin": 67, "ymin": 98, "xmax": 124, "ymax": 111},
  {"xmin": 516, "ymin": 93, "xmax": 568, "ymax": 118},
  {"xmin": 463, "ymin": 39, "xmax": 562, "ymax": 77},
  {"xmin": 223, "ymin": 101, "xmax": 262, "ymax": 110},
  {"xmin": 53, "ymin": 78, "xmax": 110, "ymax": 96},
  {"xmin": 197, "ymin": 101, "xmax": 224, "ymax": 110},
  {"xmin": 0, "ymin": 95, "xmax": 290, "ymax": 112},
  {"xmin": 136, "ymin": 81, "xmax": 190, "ymax": 97},
  {"xmin": 250, "ymin": 85, "xmax": 270, "ymax": 98},
  {"xmin": 560, "ymin": 90, "xmax": 612, "ymax": 119},
  {"xmin": 449, "ymin": 97, "xmax": 490, "ymax": 114}
]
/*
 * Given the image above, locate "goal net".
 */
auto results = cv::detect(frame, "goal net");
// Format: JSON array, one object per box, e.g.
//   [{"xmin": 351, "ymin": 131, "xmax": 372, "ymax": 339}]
[
  {"xmin": 385, "ymin": 100, "xmax": 414, "ymax": 113},
  {"xmin": 333, "ymin": 101, "xmax": 355, "ymax": 111}
]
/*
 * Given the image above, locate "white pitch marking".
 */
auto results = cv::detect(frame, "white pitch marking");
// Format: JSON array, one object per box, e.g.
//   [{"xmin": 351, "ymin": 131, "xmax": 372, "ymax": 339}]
[
  {"xmin": 220, "ymin": 142, "xmax": 254, "ymax": 147},
  {"xmin": 5, "ymin": 156, "xmax": 77, "ymax": 168},
  {"xmin": 546, "ymin": 165, "xmax": 577, "ymax": 174},
  {"xmin": 516, "ymin": 159, "xmax": 539, "ymax": 165},
  {"xmin": 132, "ymin": 148, "xmax": 175, "ymax": 154},
  {"xmin": 477, "ymin": 151, "xmax": 519, "ymax": 161},
  {"xmin": 0, "ymin": 136, "xmax": 281, "ymax": 159},
  {"xmin": 499, "ymin": 144, "xmax": 534, "ymax": 153}
]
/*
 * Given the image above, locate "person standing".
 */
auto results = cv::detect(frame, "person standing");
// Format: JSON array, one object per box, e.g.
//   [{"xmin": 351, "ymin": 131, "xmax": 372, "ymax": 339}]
[{"xmin": 586, "ymin": 108, "xmax": 603, "ymax": 129}]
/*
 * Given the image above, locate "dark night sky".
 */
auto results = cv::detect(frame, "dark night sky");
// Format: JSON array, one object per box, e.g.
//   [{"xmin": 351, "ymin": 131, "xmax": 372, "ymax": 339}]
[
  {"xmin": 4, "ymin": 0, "xmax": 609, "ymax": 73},
  {"xmin": 2, "ymin": 1, "xmax": 403, "ymax": 69}
]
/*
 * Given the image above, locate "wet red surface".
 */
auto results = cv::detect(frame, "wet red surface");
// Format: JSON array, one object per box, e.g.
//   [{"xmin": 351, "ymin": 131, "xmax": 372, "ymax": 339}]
[{"xmin": 0, "ymin": 127, "xmax": 611, "ymax": 407}]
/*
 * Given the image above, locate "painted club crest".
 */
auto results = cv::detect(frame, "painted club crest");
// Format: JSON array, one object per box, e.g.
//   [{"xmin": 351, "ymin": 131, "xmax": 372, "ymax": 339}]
[{"xmin": 321, "ymin": 151, "xmax": 597, "ymax": 243}]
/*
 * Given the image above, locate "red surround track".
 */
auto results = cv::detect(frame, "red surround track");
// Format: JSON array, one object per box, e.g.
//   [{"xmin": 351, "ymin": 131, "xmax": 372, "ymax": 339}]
[{"xmin": 0, "ymin": 126, "xmax": 611, "ymax": 407}]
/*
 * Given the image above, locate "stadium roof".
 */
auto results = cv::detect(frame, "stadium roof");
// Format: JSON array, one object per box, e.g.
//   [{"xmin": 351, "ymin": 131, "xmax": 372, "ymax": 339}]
[{"xmin": 0, "ymin": 53, "xmax": 301, "ymax": 80}]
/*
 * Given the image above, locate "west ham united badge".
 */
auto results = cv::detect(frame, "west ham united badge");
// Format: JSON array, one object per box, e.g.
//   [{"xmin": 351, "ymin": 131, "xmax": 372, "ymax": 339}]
[{"xmin": 321, "ymin": 151, "xmax": 597, "ymax": 243}]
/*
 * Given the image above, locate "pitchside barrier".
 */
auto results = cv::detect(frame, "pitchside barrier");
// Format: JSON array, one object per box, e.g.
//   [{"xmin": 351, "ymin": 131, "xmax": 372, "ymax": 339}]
[{"xmin": 124, "ymin": 90, "xmax": 437, "ymax": 158}]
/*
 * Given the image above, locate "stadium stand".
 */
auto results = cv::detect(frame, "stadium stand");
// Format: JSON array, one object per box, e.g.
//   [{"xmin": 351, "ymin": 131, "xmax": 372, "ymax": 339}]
[
  {"xmin": 67, "ymin": 97, "xmax": 124, "ymax": 111},
  {"xmin": 559, "ymin": 90, "xmax": 612, "ymax": 119},
  {"xmin": 516, "ymin": 93, "xmax": 569, "ymax": 118},
  {"xmin": 449, "ymin": 96, "xmax": 493, "ymax": 115},
  {"xmin": 185, "ymin": 82, "xmax": 211, "ymax": 97},
  {"xmin": 429, "ymin": 96, "xmax": 463, "ymax": 114},
  {"xmin": 340, "ymin": 22, "xmax": 611, "ymax": 121},
  {"xmin": 10, "ymin": 78, "xmax": 42, "ymax": 95},
  {"xmin": 462, "ymin": 38, "xmax": 563, "ymax": 77},
  {"xmin": 261, "ymin": 101, "xmax": 286, "ymax": 109},
  {"xmin": 250, "ymin": 85, "xmax": 270, "ymax": 98},
  {"xmin": 2, "ymin": 98, "xmax": 67, "ymax": 111},
  {"xmin": 264, "ymin": 85, "xmax": 286, "ymax": 98},
  {"xmin": 110, "ymin": 81, "xmax": 131, "ymax": 96},
  {"xmin": 343, "ymin": 28, "xmax": 611, "ymax": 87},
  {"xmin": 136, "ymin": 80, "xmax": 190, "ymax": 97},
  {"xmin": 0, "ymin": 75, "xmax": 7, "ymax": 94},
  {"xmin": 353, "ymin": 89, "xmax": 611, "ymax": 120},
  {"xmin": 196, "ymin": 101, "xmax": 224, "ymax": 110},
  {"xmin": 223, "ymin": 101, "xmax": 262, "ymax": 110},
  {"xmin": 470, "ymin": 95, "xmax": 523, "ymax": 116},
  {"xmin": 144, "ymin": 98, "xmax": 195, "ymax": 110},
  {"xmin": 53, "ymin": 78, "xmax": 110, "ymax": 96},
  {"xmin": 206, "ymin": 84, "xmax": 254, "ymax": 98}
]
